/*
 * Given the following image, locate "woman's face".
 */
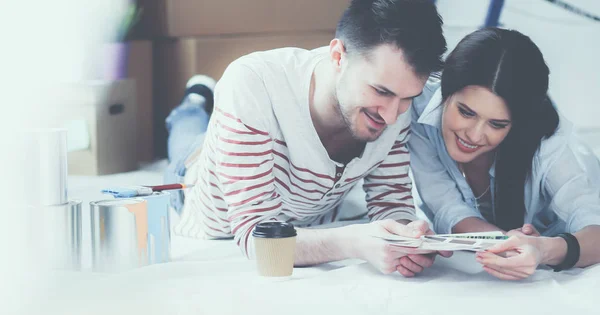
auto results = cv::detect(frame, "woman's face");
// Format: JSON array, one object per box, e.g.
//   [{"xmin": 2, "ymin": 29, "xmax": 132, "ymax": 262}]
[{"xmin": 442, "ymin": 85, "xmax": 512, "ymax": 164}]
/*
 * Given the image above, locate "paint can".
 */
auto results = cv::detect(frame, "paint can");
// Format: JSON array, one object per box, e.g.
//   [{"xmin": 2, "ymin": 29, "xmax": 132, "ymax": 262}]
[
  {"xmin": 28, "ymin": 200, "xmax": 82, "ymax": 271},
  {"xmin": 20, "ymin": 128, "xmax": 68, "ymax": 206},
  {"xmin": 113, "ymin": 192, "xmax": 171, "ymax": 264},
  {"xmin": 137, "ymin": 192, "xmax": 171, "ymax": 264},
  {"xmin": 90, "ymin": 198, "xmax": 149, "ymax": 272}
]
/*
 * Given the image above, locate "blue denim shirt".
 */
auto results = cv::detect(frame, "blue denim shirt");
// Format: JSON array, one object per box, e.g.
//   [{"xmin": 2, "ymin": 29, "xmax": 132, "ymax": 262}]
[{"xmin": 408, "ymin": 77, "xmax": 600, "ymax": 235}]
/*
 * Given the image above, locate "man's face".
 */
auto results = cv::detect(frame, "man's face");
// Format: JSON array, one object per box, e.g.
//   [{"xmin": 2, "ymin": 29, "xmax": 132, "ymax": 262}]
[{"xmin": 334, "ymin": 44, "xmax": 426, "ymax": 142}]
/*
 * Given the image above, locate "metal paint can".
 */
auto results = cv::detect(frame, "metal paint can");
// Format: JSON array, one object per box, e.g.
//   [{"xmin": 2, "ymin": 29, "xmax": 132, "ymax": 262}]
[
  {"xmin": 113, "ymin": 192, "xmax": 172, "ymax": 264},
  {"xmin": 90, "ymin": 198, "xmax": 149, "ymax": 272},
  {"xmin": 28, "ymin": 200, "xmax": 82, "ymax": 271},
  {"xmin": 137, "ymin": 192, "xmax": 171, "ymax": 264},
  {"xmin": 20, "ymin": 128, "xmax": 68, "ymax": 206}
]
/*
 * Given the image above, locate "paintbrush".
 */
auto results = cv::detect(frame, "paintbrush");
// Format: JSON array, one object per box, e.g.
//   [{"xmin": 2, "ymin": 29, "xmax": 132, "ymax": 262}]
[{"xmin": 102, "ymin": 183, "xmax": 195, "ymax": 198}]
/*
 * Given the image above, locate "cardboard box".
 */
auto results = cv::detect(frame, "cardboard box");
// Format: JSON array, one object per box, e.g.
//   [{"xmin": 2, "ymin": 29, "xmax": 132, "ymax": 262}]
[
  {"xmin": 135, "ymin": 0, "xmax": 349, "ymax": 38},
  {"xmin": 126, "ymin": 40, "xmax": 154, "ymax": 162},
  {"xmin": 153, "ymin": 31, "xmax": 334, "ymax": 157},
  {"xmin": 50, "ymin": 80, "xmax": 139, "ymax": 175}
]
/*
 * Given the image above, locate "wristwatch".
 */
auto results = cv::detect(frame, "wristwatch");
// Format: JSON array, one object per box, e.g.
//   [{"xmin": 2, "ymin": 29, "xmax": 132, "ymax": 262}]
[{"xmin": 548, "ymin": 233, "xmax": 580, "ymax": 272}]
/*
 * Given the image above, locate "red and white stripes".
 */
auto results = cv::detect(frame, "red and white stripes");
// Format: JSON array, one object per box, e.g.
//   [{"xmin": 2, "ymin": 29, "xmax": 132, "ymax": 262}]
[
  {"xmin": 363, "ymin": 127, "xmax": 415, "ymax": 222},
  {"xmin": 178, "ymin": 52, "xmax": 417, "ymax": 259},
  {"xmin": 181, "ymin": 106, "xmax": 415, "ymax": 258}
]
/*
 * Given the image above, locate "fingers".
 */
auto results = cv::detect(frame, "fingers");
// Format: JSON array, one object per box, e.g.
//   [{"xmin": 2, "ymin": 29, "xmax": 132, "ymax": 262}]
[
  {"xmin": 507, "ymin": 224, "xmax": 540, "ymax": 237},
  {"xmin": 522, "ymin": 224, "xmax": 540, "ymax": 237},
  {"xmin": 506, "ymin": 224, "xmax": 541, "ymax": 238},
  {"xmin": 397, "ymin": 254, "xmax": 438, "ymax": 277},
  {"xmin": 482, "ymin": 266, "xmax": 525, "ymax": 281},
  {"xmin": 505, "ymin": 229, "xmax": 524, "ymax": 237},
  {"xmin": 379, "ymin": 219, "xmax": 422, "ymax": 238},
  {"xmin": 486, "ymin": 236, "xmax": 521, "ymax": 254},
  {"xmin": 503, "ymin": 250, "xmax": 520, "ymax": 258},
  {"xmin": 388, "ymin": 244, "xmax": 435, "ymax": 255},
  {"xmin": 407, "ymin": 254, "xmax": 435, "ymax": 269},
  {"xmin": 396, "ymin": 264, "xmax": 415, "ymax": 277},
  {"xmin": 407, "ymin": 220, "xmax": 431, "ymax": 236},
  {"xmin": 380, "ymin": 256, "xmax": 416, "ymax": 277},
  {"xmin": 381, "ymin": 258, "xmax": 402, "ymax": 274},
  {"xmin": 399, "ymin": 256, "xmax": 424, "ymax": 273},
  {"xmin": 381, "ymin": 252, "xmax": 436, "ymax": 277},
  {"xmin": 438, "ymin": 250, "xmax": 453, "ymax": 258},
  {"xmin": 476, "ymin": 251, "xmax": 517, "ymax": 268},
  {"xmin": 476, "ymin": 249, "xmax": 539, "ymax": 279},
  {"xmin": 477, "ymin": 248, "xmax": 533, "ymax": 280},
  {"xmin": 486, "ymin": 265, "xmax": 529, "ymax": 279}
]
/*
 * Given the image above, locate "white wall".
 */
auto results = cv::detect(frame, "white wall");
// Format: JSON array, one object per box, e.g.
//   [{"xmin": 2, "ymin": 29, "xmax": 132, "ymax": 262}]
[{"xmin": 436, "ymin": 0, "xmax": 600, "ymax": 149}]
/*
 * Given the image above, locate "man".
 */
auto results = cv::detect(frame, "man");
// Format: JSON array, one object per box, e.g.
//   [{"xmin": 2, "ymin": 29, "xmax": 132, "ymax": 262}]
[{"xmin": 165, "ymin": 0, "xmax": 448, "ymax": 277}]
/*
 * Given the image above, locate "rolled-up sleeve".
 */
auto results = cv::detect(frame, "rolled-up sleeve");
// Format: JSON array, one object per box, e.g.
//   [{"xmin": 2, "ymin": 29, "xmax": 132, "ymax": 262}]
[
  {"xmin": 408, "ymin": 117, "xmax": 484, "ymax": 234},
  {"xmin": 543, "ymin": 138, "xmax": 600, "ymax": 233}
]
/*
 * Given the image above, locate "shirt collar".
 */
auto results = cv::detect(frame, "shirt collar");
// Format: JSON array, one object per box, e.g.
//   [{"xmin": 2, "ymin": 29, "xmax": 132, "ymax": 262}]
[
  {"xmin": 416, "ymin": 87, "xmax": 444, "ymax": 129},
  {"xmin": 489, "ymin": 159, "xmax": 496, "ymax": 178}
]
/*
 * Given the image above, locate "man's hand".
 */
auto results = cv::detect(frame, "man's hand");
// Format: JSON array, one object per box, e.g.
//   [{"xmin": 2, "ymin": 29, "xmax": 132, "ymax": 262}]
[
  {"xmin": 396, "ymin": 221, "xmax": 453, "ymax": 276},
  {"xmin": 506, "ymin": 223, "xmax": 541, "ymax": 237},
  {"xmin": 347, "ymin": 219, "xmax": 450, "ymax": 277}
]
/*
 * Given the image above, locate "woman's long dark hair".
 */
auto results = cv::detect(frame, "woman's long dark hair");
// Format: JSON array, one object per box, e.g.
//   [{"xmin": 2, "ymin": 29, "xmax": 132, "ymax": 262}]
[{"xmin": 440, "ymin": 28, "xmax": 559, "ymax": 230}]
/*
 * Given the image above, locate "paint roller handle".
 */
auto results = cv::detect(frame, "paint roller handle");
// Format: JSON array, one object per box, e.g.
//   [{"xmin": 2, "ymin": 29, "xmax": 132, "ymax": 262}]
[{"xmin": 146, "ymin": 184, "xmax": 195, "ymax": 191}]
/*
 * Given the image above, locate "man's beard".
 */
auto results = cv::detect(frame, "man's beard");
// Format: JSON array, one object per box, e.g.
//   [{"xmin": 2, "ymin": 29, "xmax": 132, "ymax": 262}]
[
  {"xmin": 335, "ymin": 102, "xmax": 379, "ymax": 142},
  {"xmin": 334, "ymin": 84, "xmax": 381, "ymax": 142}
]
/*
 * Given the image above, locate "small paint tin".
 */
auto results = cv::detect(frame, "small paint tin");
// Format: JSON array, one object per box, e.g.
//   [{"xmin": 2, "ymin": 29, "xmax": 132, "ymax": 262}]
[
  {"xmin": 90, "ymin": 198, "xmax": 149, "ymax": 272},
  {"xmin": 131, "ymin": 192, "xmax": 171, "ymax": 264},
  {"xmin": 28, "ymin": 199, "xmax": 82, "ymax": 271}
]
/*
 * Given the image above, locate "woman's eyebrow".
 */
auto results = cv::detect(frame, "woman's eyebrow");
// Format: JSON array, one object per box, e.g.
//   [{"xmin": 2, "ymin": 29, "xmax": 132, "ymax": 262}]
[
  {"xmin": 490, "ymin": 119, "xmax": 512, "ymax": 124},
  {"xmin": 458, "ymin": 102, "xmax": 511, "ymax": 123},
  {"xmin": 457, "ymin": 102, "xmax": 476, "ymax": 113}
]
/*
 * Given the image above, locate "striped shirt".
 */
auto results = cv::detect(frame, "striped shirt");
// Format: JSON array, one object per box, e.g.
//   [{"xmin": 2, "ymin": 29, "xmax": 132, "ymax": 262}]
[{"xmin": 180, "ymin": 47, "xmax": 418, "ymax": 259}]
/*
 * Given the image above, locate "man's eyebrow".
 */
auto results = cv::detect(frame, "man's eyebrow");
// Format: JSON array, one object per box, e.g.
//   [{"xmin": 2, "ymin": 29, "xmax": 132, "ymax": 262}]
[
  {"xmin": 374, "ymin": 85, "xmax": 422, "ymax": 99},
  {"xmin": 374, "ymin": 85, "xmax": 396, "ymax": 96},
  {"xmin": 404, "ymin": 91, "xmax": 422, "ymax": 100}
]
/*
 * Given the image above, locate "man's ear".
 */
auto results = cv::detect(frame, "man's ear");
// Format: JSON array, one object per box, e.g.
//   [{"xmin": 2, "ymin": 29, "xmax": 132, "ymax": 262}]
[{"xmin": 329, "ymin": 38, "xmax": 347, "ymax": 71}]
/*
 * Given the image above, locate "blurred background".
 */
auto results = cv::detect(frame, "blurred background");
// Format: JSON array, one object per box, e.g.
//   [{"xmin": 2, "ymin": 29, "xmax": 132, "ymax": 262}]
[{"xmin": 3, "ymin": 0, "xmax": 598, "ymax": 177}]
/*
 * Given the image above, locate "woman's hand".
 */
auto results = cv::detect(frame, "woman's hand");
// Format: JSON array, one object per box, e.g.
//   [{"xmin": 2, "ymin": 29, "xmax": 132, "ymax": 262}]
[
  {"xmin": 475, "ymin": 236, "xmax": 543, "ymax": 280},
  {"xmin": 506, "ymin": 223, "xmax": 540, "ymax": 237}
]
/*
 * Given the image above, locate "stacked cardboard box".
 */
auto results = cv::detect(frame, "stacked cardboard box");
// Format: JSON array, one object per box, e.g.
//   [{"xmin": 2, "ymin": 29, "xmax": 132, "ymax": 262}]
[
  {"xmin": 132, "ymin": 0, "xmax": 350, "ymax": 158},
  {"xmin": 46, "ymin": 80, "xmax": 139, "ymax": 176},
  {"xmin": 139, "ymin": 0, "xmax": 349, "ymax": 37},
  {"xmin": 126, "ymin": 40, "xmax": 154, "ymax": 163}
]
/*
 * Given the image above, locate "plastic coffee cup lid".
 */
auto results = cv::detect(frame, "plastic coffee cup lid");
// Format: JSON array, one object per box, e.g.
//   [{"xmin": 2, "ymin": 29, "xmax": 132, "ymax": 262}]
[{"xmin": 252, "ymin": 222, "xmax": 297, "ymax": 238}]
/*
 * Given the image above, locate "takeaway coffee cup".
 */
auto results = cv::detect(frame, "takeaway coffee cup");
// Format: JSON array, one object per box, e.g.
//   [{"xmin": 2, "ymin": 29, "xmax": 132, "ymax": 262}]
[{"xmin": 252, "ymin": 222, "xmax": 297, "ymax": 277}]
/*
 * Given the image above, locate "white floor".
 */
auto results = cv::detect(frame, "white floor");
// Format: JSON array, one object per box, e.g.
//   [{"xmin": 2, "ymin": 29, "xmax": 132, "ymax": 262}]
[{"xmin": 12, "ymin": 151, "xmax": 596, "ymax": 315}]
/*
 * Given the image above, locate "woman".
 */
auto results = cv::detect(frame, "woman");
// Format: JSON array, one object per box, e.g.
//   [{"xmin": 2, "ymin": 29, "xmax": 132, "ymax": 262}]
[{"xmin": 409, "ymin": 27, "xmax": 600, "ymax": 280}]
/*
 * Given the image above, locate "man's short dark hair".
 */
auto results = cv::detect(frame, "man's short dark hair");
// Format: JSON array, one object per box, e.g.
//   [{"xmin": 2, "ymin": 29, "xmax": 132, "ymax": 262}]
[{"xmin": 335, "ymin": 0, "xmax": 447, "ymax": 76}]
